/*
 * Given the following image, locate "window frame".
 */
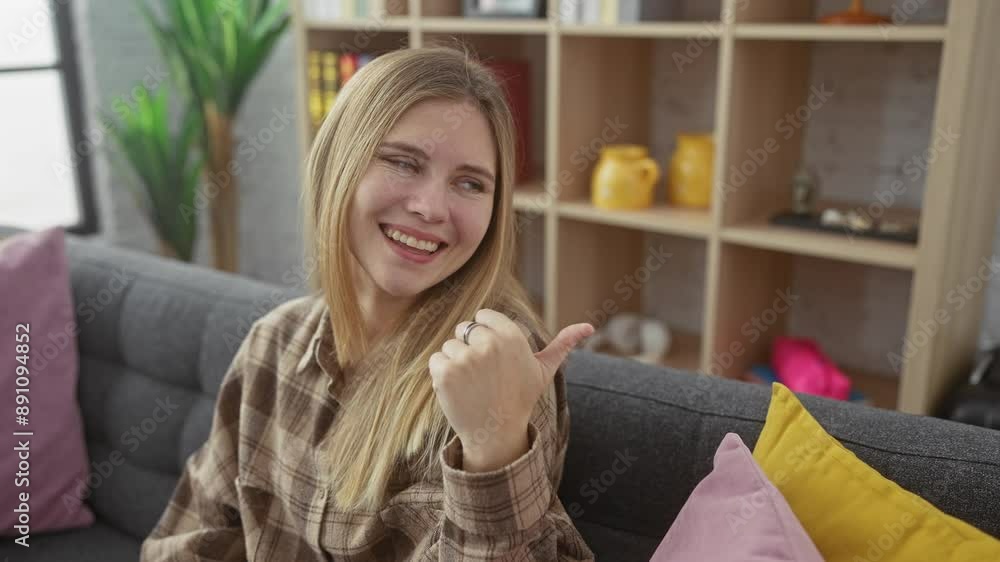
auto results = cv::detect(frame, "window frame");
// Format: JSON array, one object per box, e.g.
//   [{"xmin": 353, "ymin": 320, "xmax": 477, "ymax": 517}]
[{"xmin": 0, "ymin": 0, "xmax": 98, "ymax": 234}]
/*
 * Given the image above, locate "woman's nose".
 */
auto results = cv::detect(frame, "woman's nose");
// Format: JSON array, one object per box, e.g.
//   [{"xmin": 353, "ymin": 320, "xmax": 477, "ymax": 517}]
[{"xmin": 404, "ymin": 180, "xmax": 448, "ymax": 222}]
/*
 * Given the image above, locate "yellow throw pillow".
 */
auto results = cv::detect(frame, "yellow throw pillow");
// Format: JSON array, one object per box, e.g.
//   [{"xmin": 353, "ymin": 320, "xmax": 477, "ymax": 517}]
[{"xmin": 752, "ymin": 383, "xmax": 1000, "ymax": 562}]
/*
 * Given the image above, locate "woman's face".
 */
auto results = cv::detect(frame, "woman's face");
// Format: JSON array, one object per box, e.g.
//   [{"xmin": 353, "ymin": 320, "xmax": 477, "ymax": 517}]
[{"xmin": 348, "ymin": 98, "xmax": 497, "ymax": 300}]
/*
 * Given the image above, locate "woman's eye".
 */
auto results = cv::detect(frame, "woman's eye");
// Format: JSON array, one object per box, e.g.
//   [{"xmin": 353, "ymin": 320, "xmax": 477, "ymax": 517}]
[
  {"xmin": 458, "ymin": 179, "xmax": 485, "ymax": 193},
  {"xmin": 385, "ymin": 157, "xmax": 417, "ymax": 173}
]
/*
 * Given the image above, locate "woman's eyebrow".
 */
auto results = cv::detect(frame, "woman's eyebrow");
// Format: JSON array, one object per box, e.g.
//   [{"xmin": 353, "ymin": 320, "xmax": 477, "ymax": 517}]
[
  {"xmin": 380, "ymin": 141, "xmax": 495, "ymax": 183},
  {"xmin": 456, "ymin": 163, "xmax": 496, "ymax": 184},
  {"xmin": 380, "ymin": 141, "xmax": 429, "ymax": 160}
]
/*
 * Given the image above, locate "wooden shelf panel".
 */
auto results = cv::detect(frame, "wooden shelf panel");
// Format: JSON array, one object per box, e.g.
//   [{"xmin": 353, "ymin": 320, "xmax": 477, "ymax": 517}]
[
  {"xmin": 291, "ymin": 2, "xmax": 999, "ymax": 416},
  {"xmin": 512, "ymin": 180, "xmax": 550, "ymax": 213},
  {"xmin": 849, "ymin": 368, "xmax": 900, "ymax": 410},
  {"xmin": 661, "ymin": 330, "xmax": 703, "ymax": 373},
  {"xmin": 306, "ymin": 17, "xmax": 412, "ymax": 31},
  {"xmin": 421, "ymin": 17, "xmax": 548, "ymax": 34},
  {"xmin": 557, "ymin": 199, "xmax": 712, "ymax": 239},
  {"xmin": 721, "ymin": 221, "xmax": 917, "ymax": 271},
  {"xmin": 733, "ymin": 23, "xmax": 947, "ymax": 42},
  {"xmin": 559, "ymin": 22, "xmax": 722, "ymax": 39},
  {"xmin": 587, "ymin": 330, "xmax": 703, "ymax": 374}
]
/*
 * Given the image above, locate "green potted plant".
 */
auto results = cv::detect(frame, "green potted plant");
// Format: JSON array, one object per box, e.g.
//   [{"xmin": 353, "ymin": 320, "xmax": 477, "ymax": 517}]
[
  {"xmin": 104, "ymin": 84, "xmax": 203, "ymax": 262},
  {"xmin": 136, "ymin": 0, "xmax": 291, "ymax": 272}
]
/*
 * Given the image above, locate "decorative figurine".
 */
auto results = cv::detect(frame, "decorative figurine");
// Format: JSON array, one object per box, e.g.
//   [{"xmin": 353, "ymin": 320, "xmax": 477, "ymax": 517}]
[
  {"xmin": 581, "ymin": 313, "xmax": 672, "ymax": 366},
  {"xmin": 791, "ymin": 163, "xmax": 819, "ymax": 215},
  {"xmin": 818, "ymin": 0, "xmax": 890, "ymax": 25}
]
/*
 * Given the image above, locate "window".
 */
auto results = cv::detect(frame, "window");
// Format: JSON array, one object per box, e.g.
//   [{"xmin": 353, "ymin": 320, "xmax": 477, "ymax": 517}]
[{"xmin": 0, "ymin": 1, "xmax": 97, "ymax": 233}]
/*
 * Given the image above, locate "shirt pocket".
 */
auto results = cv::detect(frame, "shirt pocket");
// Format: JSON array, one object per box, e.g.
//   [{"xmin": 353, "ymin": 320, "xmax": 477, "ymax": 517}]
[{"xmin": 236, "ymin": 472, "xmax": 326, "ymax": 561}]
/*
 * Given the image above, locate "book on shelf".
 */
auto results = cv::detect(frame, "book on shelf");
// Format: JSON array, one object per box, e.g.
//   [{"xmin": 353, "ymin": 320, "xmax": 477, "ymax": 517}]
[
  {"xmin": 601, "ymin": 0, "xmax": 619, "ymax": 25},
  {"xmin": 482, "ymin": 59, "xmax": 533, "ymax": 185},
  {"xmin": 617, "ymin": 0, "xmax": 680, "ymax": 23},
  {"xmin": 304, "ymin": 0, "xmax": 388, "ymax": 21},
  {"xmin": 569, "ymin": 0, "xmax": 680, "ymax": 25},
  {"xmin": 308, "ymin": 49, "xmax": 380, "ymax": 132},
  {"xmin": 580, "ymin": 0, "xmax": 601, "ymax": 24},
  {"xmin": 559, "ymin": 0, "xmax": 582, "ymax": 23}
]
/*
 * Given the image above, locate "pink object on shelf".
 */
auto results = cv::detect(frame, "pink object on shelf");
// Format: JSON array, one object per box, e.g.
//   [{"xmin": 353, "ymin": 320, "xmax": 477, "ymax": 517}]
[{"xmin": 771, "ymin": 336, "xmax": 852, "ymax": 401}]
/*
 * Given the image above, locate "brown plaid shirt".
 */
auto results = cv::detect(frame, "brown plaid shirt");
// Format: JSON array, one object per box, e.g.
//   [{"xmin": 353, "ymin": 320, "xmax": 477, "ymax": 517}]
[{"xmin": 140, "ymin": 295, "xmax": 595, "ymax": 561}]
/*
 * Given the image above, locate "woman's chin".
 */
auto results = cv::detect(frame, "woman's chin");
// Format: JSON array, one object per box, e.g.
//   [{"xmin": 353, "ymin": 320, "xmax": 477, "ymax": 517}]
[{"xmin": 376, "ymin": 278, "xmax": 429, "ymax": 299}]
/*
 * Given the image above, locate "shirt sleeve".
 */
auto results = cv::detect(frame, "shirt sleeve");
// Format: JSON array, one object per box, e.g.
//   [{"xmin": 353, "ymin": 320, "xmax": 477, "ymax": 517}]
[
  {"xmin": 430, "ymin": 327, "xmax": 595, "ymax": 561},
  {"xmin": 139, "ymin": 324, "xmax": 258, "ymax": 561}
]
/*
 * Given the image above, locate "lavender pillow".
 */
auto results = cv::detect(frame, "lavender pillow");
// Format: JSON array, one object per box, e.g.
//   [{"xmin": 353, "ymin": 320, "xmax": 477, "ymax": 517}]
[
  {"xmin": 1, "ymin": 228, "xmax": 94, "ymax": 540},
  {"xmin": 650, "ymin": 433, "xmax": 822, "ymax": 561}
]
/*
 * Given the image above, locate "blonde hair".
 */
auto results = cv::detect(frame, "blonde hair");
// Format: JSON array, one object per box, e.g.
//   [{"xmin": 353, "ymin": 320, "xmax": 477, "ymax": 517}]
[{"xmin": 301, "ymin": 45, "xmax": 549, "ymax": 511}]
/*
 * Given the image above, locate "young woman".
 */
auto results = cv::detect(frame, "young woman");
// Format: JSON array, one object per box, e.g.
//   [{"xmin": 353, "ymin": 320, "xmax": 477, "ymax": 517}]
[{"xmin": 141, "ymin": 46, "xmax": 596, "ymax": 561}]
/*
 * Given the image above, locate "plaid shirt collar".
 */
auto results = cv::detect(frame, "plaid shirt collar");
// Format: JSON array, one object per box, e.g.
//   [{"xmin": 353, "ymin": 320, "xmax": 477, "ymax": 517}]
[{"xmin": 294, "ymin": 299, "xmax": 344, "ymax": 401}]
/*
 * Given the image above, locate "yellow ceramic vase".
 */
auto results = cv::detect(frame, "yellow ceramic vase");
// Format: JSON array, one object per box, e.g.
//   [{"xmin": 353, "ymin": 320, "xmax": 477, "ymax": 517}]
[
  {"xmin": 591, "ymin": 145, "xmax": 661, "ymax": 210},
  {"xmin": 668, "ymin": 133, "xmax": 714, "ymax": 208}
]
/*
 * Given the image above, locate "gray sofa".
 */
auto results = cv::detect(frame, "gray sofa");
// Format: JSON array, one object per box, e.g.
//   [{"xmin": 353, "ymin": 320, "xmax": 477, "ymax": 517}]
[{"xmin": 3, "ymin": 234, "xmax": 999, "ymax": 561}]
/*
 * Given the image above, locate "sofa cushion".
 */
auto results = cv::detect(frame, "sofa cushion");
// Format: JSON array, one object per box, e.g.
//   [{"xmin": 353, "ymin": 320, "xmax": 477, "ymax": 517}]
[
  {"xmin": 0, "ymin": 518, "xmax": 140, "ymax": 561},
  {"xmin": 64, "ymin": 238, "xmax": 304, "ymax": 540},
  {"xmin": 0, "ymin": 228, "xmax": 95, "ymax": 536},
  {"xmin": 753, "ymin": 383, "xmax": 1000, "ymax": 561},
  {"xmin": 651, "ymin": 433, "xmax": 822, "ymax": 561},
  {"xmin": 559, "ymin": 351, "xmax": 1000, "ymax": 561}
]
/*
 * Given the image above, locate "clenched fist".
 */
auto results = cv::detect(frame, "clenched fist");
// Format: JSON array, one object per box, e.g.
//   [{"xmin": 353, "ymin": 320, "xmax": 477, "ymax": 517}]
[{"xmin": 428, "ymin": 308, "xmax": 594, "ymax": 472}]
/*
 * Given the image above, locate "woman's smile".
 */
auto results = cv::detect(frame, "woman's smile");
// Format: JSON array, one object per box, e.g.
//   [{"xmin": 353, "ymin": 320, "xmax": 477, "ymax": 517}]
[{"xmin": 380, "ymin": 222, "xmax": 448, "ymax": 265}]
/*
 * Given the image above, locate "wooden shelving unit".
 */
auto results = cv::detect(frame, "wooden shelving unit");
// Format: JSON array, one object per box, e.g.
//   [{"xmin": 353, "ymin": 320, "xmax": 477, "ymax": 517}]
[
  {"xmin": 291, "ymin": 0, "xmax": 1000, "ymax": 415},
  {"xmin": 732, "ymin": 23, "xmax": 948, "ymax": 42}
]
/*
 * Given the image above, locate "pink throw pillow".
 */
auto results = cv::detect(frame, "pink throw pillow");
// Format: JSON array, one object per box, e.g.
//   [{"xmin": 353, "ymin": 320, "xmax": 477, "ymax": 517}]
[
  {"xmin": 650, "ymin": 433, "xmax": 823, "ymax": 561},
  {"xmin": 772, "ymin": 336, "xmax": 851, "ymax": 400},
  {"xmin": 1, "ymin": 228, "xmax": 95, "ymax": 539}
]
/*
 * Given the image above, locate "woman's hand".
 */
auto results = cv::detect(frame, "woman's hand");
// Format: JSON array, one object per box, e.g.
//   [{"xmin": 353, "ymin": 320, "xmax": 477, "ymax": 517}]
[{"xmin": 429, "ymin": 308, "xmax": 594, "ymax": 472}]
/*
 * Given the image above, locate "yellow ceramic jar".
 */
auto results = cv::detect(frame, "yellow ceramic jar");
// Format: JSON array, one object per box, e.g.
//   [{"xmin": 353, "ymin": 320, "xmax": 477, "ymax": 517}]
[
  {"xmin": 591, "ymin": 145, "xmax": 661, "ymax": 210},
  {"xmin": 668, "ymin": 133, "xmax": 714, "ymax": 208}
]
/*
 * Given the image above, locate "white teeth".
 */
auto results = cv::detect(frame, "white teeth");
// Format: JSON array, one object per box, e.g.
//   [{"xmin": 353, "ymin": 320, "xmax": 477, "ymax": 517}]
[{"xmin": 382, "ymin": 226, "xmax": 440, "ymax": 253}]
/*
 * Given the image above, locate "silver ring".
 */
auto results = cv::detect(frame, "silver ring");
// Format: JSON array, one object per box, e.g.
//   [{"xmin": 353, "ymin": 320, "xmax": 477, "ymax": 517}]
[{"xmin": 462, "ymin": 321, "xmax": 484, "ymax": 345}]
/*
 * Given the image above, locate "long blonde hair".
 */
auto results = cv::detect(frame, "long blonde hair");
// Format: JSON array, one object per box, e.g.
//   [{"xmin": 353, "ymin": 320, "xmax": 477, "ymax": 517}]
[{"xmin": 301, "ymin": 45, "xmax": 549, "ymax": 511}]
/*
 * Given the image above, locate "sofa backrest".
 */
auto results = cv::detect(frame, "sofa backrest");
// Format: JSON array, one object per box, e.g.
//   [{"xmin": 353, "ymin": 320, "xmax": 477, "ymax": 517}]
[
  {"xmin": 558, "ymin": 351, "xmax": 1000, "ymax": 560},
  {"xmin": 65, "ymin": 236, "xmax": 1000, "ymax": 559},
  {"xmin": 66, "ymin": 238, "xmax": 303, "ymax": 540}
]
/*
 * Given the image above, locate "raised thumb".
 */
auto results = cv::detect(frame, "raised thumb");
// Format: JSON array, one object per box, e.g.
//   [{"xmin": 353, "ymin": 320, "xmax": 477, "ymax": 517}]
[{"xmin": 535, "ymin": 323, "xmax": 595, "ymax": 383}]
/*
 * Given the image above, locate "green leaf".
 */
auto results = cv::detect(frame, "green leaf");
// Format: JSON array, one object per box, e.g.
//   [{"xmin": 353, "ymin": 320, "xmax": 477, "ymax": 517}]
[{"xmin": 253, "ymin": 0, "xmax": 288, "ymax": 41}]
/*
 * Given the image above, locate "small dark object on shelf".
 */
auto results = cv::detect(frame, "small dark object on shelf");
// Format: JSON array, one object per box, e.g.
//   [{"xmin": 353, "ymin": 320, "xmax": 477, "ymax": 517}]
[
  {"xmin": 770, "ymin": 211, "xmax": 919, "ymax": 244},
  {"xmin": 938, "ymin": 345, "xmax": 1000, "ymax": 430},
  {"xmin": 791, "ymin": 164, "xmax": 819, "ymax": 215}
]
